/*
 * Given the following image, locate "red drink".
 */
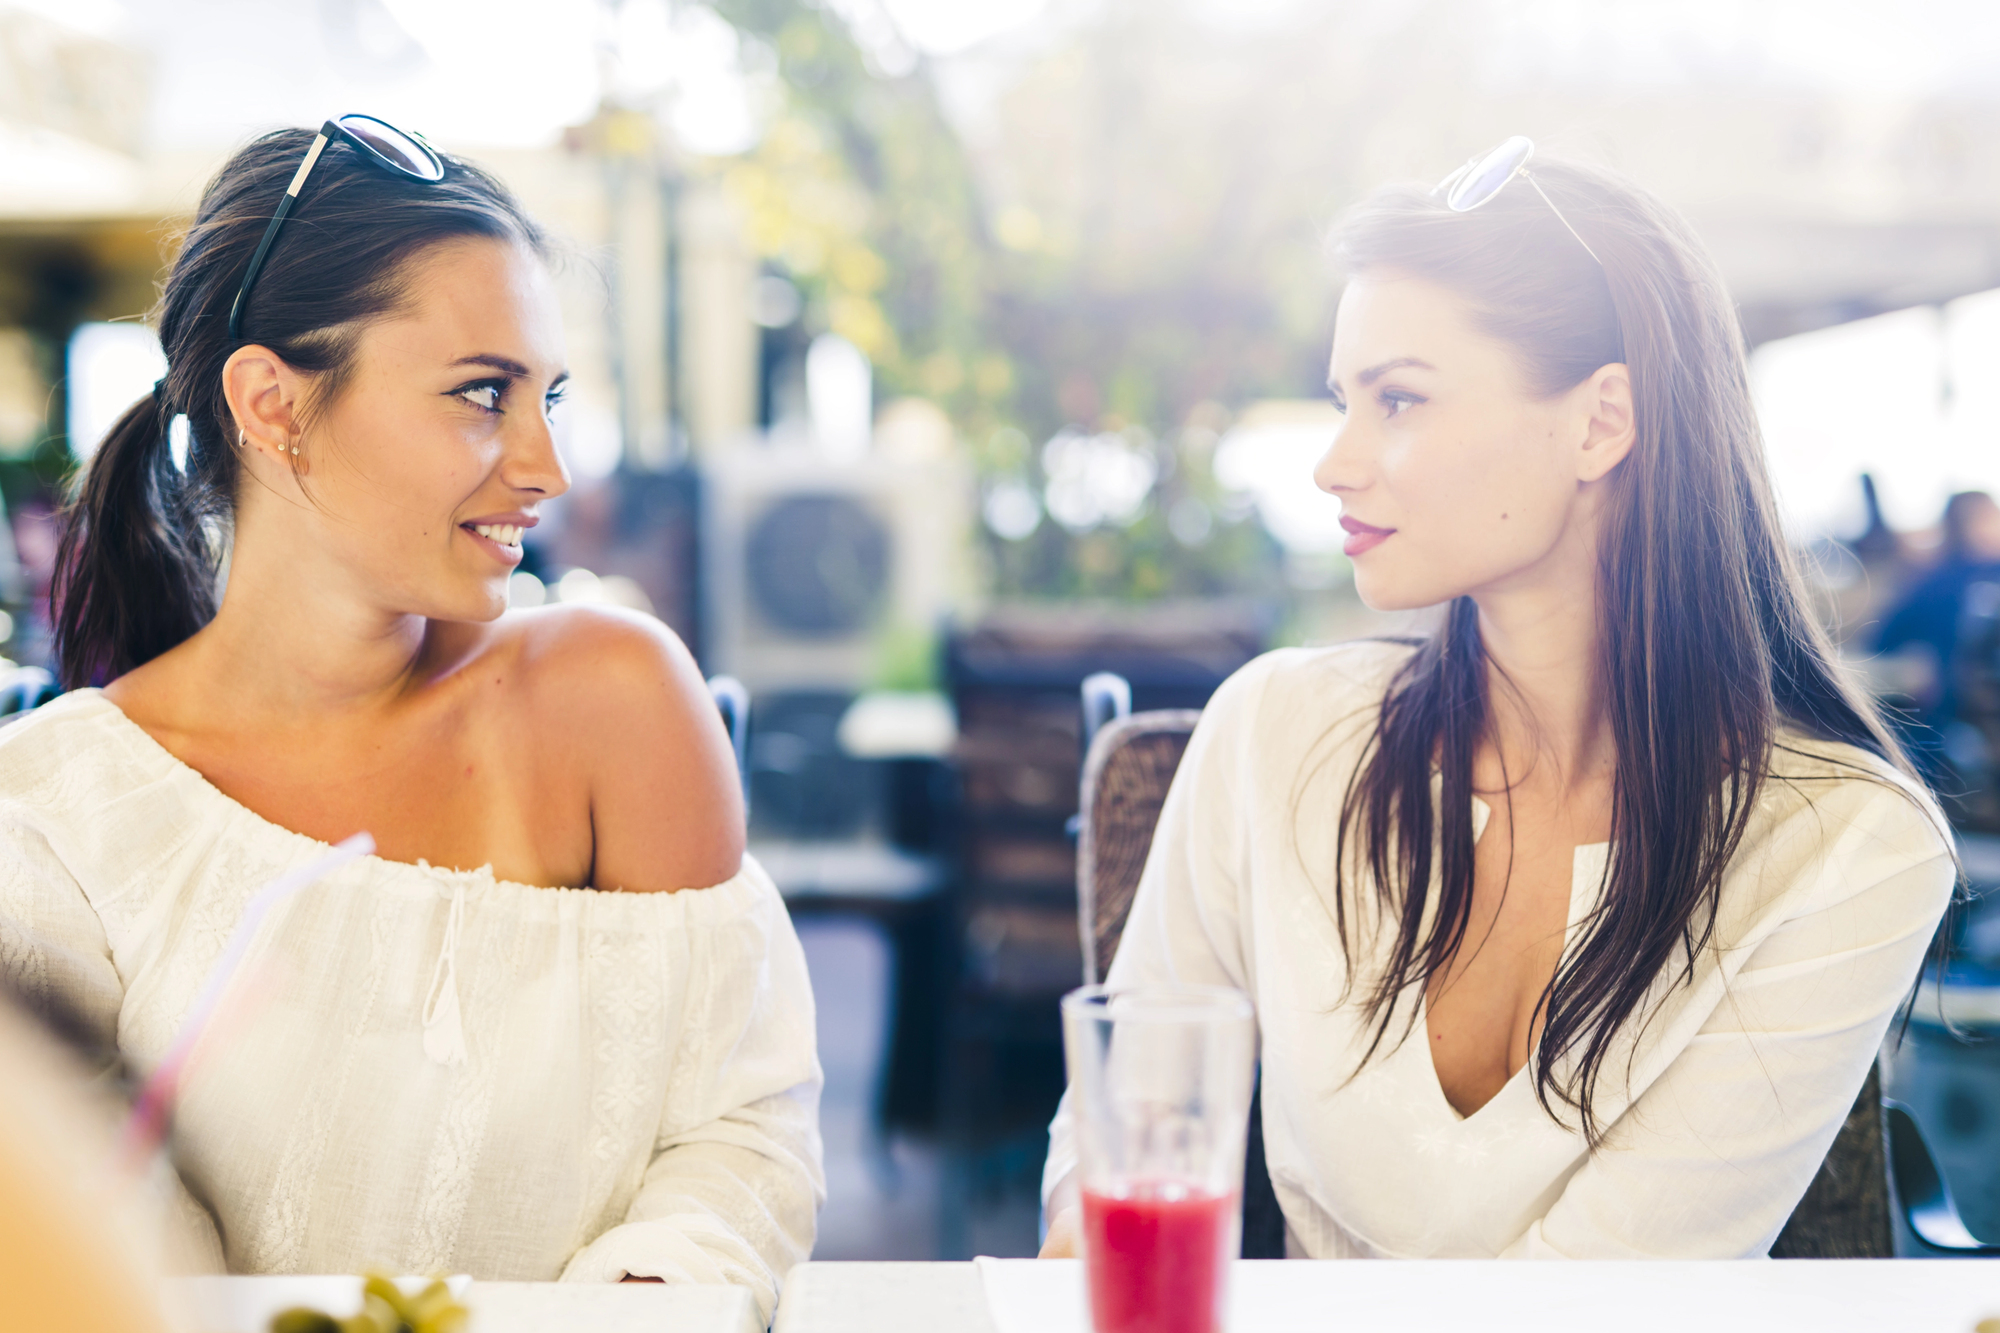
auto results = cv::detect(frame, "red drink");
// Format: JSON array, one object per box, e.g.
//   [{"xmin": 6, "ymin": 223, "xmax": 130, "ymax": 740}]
[
  {"xmin": 1062, "ymin": 988, "xmax": 1254, "ymax": 1333},
  {"xmin": 1081, "ymin": 1180, "xmax": 1237, "ymax": 1333}
]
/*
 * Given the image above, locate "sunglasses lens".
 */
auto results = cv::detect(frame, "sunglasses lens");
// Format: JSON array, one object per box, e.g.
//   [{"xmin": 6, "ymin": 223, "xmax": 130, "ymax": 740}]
[
  {"xmin": 1445, "ymin": 135, "xmax": 1534, "ymax": 212},
  {"xmin": 338, "ymin": 115, "xmax": 444, "ymax": 181}
]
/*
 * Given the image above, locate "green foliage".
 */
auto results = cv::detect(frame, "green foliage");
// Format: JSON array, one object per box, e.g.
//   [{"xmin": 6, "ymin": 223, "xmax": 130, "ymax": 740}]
[
  {"xmin": 713, "ymin": 1, "xmax": 1001, "ymax": 416},
  {"xmin": 708, "ymin": 0, "xmax": 1298, "ymax": 606},
  {"xmin": 988, "ymin": 498, "xmax": 1281, "ymax": 603},
  {"xmin": 868, "ymin": 618, "xmax": 941, "ymax": 692}
]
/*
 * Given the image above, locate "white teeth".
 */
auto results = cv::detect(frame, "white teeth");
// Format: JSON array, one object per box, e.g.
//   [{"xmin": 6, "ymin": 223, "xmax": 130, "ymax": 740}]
[{"xmin": 472, "ymin": 524, "xmax": 523, "ymax": 546}]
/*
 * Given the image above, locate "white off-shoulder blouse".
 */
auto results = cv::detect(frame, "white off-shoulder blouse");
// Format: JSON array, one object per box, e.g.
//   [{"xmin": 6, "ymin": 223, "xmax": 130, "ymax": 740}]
[
  {"xmin": 0, "ymin": 690, "xmax": 822, "ymax": 1321},
  {"xmin": 1046, "ymin": 642, "xmax": 1956, "ymax": 1259}
]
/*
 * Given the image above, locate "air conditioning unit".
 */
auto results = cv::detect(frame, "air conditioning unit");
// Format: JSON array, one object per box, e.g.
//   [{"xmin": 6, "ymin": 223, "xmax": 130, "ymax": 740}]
[{"xmin": 701, "ymin": 444, "xmax": 974, "ymax": 693}]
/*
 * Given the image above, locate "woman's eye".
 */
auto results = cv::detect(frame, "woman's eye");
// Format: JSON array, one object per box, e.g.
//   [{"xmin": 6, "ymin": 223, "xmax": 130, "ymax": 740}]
[
  {"xmin": 457, "ymin": 383, "xmax": 503, "ymax": 413},
  {"xmin": 1382, "ymin": 392, "xmax": 1420, "ymax": 417},
  {"xmin": 544, "ymin": 387, "xmax": 568, "ymax": 417}
]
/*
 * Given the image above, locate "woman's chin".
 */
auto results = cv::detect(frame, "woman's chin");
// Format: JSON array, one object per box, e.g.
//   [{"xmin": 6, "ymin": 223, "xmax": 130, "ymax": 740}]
[
  {"xmin": 413, "ymin": 581, "xmax": 510, "ymax": 625},
  {"xmin": 1352, "ymin": 574, "xmax": 1424, "ymax": 614}
]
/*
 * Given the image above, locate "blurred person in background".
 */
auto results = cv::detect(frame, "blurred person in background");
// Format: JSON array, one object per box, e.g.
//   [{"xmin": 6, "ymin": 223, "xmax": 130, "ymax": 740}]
[
  {"xmin": 1851, "ymin": 474, "xmax": 1909, "ymax": 577},
  {"xmin": 1042, "ymin": 143, "xmax": 1951, "ymax": 1259},
  {"xmin": 1836, "ymin": 473, "xmax": 1914, "ymax": 650},
  {"xmin": 1873, "ymin": 490, "xmax": 2000, "ymax": 744},
  {"xmin": 0, "ymin": 119, "xmax": 820, "ymax": 1322}
]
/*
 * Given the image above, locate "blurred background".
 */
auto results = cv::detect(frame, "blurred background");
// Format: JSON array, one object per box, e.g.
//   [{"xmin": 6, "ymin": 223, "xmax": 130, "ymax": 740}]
[{"xmin": 10, "ymin": 0, "xmax": 2000, "ymax": 1260}]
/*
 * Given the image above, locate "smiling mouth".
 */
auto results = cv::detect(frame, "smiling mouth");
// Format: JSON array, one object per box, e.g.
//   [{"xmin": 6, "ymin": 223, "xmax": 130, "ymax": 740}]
[{"xmin": 464, "ymin": 523, "xmax": 525, "ymax": 548}]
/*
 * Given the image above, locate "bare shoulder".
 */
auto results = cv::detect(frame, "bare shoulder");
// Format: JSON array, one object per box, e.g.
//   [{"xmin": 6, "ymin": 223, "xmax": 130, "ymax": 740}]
[
  {"xmin": 500, "ymin": 605, "xmax": 745, "ymax": 892},
  {"xmin": 505, "ymin": 601, "xmax": 704, "ymax": 693}
]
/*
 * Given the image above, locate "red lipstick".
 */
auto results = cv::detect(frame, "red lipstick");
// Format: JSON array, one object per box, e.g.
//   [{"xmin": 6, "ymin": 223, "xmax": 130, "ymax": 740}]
[{"xmin": 1338, "ymin": 514, "xmax": 1395, "ymax": 558}]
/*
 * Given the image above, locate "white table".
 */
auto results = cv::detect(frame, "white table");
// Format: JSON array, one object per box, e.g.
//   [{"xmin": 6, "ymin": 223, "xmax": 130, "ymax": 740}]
[
  {"xmin": 773, "ymin": 1259, "xmax": 2000, "ymax": 1333},
  {"xmin": 459, "ymin": 1283, "xmax": 760, "ymax": 1333},
  {"xmin": 775, "ymin": 1263, "xmax": 996, "ymax": 1333},
  {"xmin": 170, "ymin": 1276, "xmax": 762, "ymax": 1333}
]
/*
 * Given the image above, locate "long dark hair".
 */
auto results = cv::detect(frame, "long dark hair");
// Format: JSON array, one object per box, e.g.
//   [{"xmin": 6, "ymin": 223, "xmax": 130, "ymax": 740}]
[
  {"xmin": 53, "ymin": 128, "xmax": 548, "ymax": 690},
  {"xmin": 1328, "ymin": 157, "xmax": 1925, "ymax": 1141}
]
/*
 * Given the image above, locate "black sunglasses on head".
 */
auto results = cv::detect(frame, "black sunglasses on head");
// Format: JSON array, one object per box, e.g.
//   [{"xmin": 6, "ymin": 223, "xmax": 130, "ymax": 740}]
[{"xmin": 227, "ymin": 114, "xmax": 447, "ymax": 342}]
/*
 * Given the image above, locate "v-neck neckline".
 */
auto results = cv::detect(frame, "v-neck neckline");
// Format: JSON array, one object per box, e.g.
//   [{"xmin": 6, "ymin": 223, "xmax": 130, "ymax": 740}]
[{"xmin": 1416, "ymin": 833, "xmax": 1611, "ymax": 1123}]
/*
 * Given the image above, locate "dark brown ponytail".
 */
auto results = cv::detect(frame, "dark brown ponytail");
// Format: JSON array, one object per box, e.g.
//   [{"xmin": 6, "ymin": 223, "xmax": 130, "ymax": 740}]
[
  {"xmin": 53, "ymin": 127, "xmax": 548, "ymax": 689},
  {"xmin": 53, "ymin": 383, "xmax": 221, "ymax": 690}
]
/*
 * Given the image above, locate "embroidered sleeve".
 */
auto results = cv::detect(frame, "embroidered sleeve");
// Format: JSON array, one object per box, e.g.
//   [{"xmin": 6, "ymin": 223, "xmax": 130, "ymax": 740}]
[
  {"xmin": 0, "ymin": 814, "xmax": 122, "ymax": 1059},
  {"xmin": 559, "ymin": 864, "xmax": 823, "ymax": 1324}
]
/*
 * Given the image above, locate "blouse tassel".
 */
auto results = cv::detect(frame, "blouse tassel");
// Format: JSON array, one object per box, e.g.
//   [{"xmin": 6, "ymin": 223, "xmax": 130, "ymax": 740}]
[{"xmin": 422, "ymin": 878, "xmax": 468, "ymax": 1066}]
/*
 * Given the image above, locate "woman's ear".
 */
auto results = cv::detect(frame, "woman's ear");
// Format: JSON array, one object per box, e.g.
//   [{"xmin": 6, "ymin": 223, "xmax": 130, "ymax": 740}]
[
  {"xmin": 1575, "ymin": 362, "xmax": 1636, "ymax": 484},
  {"xmin": 222, "ymin": 345, "xmax": 305, "ymax": 466}
]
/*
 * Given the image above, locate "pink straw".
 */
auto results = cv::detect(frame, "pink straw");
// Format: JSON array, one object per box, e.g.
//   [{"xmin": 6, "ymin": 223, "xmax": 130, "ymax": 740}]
[{"xmin": 120, "ymin": 832, "xmax": 375, "ymax": 1168}]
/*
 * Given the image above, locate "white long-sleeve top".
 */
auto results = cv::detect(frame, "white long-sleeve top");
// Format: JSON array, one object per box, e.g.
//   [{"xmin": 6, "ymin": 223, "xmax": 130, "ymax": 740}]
[
  {"xmin": 1046, "ymin": 642, "xmax": 1955, "ymax": 1259},
  {"xmin": 0, "ymin": 690, "xmax": 822, "ymax": 1322}
]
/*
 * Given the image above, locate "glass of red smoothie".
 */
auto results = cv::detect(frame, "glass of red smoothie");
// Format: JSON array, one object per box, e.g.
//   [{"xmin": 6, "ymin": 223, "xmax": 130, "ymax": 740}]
[{"xmin": 1060, "ymin": 984, "xmax": 1256, "ymax": 1333}]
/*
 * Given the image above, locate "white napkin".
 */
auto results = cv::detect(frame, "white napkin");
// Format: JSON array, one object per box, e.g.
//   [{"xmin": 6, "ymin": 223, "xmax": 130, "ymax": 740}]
[
  {"xmin": 975, "ymin": 1257, "xmax": 2000, "ymax": 1333},
  {"xmin": 976, "ymin": 1257, "xmax": 1090, "ymax": 1333}
]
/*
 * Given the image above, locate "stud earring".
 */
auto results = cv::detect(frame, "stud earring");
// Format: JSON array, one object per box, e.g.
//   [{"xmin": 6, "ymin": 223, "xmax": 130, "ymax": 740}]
[{"xmin": 290, "ymin": 446, "xmax": 299, "ymax": 456}]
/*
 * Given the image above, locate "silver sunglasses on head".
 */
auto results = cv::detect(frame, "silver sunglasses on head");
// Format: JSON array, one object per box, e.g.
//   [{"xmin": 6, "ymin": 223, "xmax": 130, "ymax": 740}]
[{"xmin": 1433, "ymin": 135, "xmax": 1601, "ymax": 266}]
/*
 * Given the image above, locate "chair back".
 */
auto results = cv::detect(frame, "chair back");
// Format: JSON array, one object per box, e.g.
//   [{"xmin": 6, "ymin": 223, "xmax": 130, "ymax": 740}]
[
  {"xmin": 1076, "ymin": 702, "xmax": 1898, "ymax": 1260},
  {"xmin": 1768, "ymin": 1067, "xmax": 1892, "ymax": 1257},
  {"xmin": 1077, "ymin": 709, "xmax": 1201, "ymax": 985},
  {"xmin": 0, "ymin": 665, "xmax": 58, "ymax": 723},
  {"xmin": 707, "ymin": 675, "xmax": 752, "ymax": 809},
  {"xmin": 1076, "ymin": 705, "xmax": 1286, "ymax": 1255},
  {"xmin": 1879, "ymin": 1097, "xmax": 2000, "ymax": 1253},
  {"xmin": 1080, "ymin": 671, "xmax": 1132, "ymax": 760}
]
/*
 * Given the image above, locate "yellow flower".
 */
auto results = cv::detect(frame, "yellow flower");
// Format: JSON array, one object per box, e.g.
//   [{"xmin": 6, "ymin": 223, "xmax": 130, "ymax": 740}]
[{"xmin": 830, "ymin": 296, "xmax": 895, "ymax": 361}]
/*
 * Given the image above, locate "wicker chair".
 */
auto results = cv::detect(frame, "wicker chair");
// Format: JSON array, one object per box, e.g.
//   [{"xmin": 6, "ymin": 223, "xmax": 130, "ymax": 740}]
[
  {"xmin": 1075, "ymin": 700, "xmax": 1935, "ymax": 1261},
  {"xmin": 1075, "ymin": 707, "xmax": 1289, "ymax": 1256}
]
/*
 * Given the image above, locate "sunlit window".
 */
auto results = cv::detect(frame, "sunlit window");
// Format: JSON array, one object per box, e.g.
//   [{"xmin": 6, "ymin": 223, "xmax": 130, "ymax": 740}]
[{"xmin": 65, "ymin": 321, "xmax": 164, "ymax": 463}]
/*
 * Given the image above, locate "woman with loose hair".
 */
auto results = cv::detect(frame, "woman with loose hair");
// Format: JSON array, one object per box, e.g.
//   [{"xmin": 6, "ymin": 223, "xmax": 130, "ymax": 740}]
[
  {"xmin": 1042, "ymin": 139, "xmax": 1954, "ymax": 1259},
  {"xmin": 0, "ymin": 119, "xmax": 819, "ymax": 1317}
]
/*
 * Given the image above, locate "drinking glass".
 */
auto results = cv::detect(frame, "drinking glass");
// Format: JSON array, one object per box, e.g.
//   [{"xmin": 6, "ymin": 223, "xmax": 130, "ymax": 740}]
[{"xmin": 1061, "ymin": 983, "xmax": 1256, "ymax": 1333}]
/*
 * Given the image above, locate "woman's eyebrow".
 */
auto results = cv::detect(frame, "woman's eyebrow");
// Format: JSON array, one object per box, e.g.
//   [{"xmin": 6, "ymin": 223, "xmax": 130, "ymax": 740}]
[
  {"xmin": 448, "ymin": 353, "xmax": 532, "ymax": 377},
  {"xmin": 1357, "ymin": 356, "xmax": 1435, "ymax": 385},
  {"xmin": 1325, "ymin": 355, "xmax": 1438, "ymax": 392},
  {"xmin": 450, "ymin": 355, "xmax": 573, "ymax": 388}
]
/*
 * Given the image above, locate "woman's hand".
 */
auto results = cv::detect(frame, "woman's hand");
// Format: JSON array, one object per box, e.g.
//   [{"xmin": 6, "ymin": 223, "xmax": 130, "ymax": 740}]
[{"xmin": 1039, "ymin": 1205, "xmax": 1082, "ymax": 1258}]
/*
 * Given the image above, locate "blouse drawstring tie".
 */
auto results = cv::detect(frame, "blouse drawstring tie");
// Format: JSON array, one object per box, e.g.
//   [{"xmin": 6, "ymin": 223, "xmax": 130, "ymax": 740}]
[{"xmin": 422, "ymin": 877, "xmax": 468, "ymax": 1066}]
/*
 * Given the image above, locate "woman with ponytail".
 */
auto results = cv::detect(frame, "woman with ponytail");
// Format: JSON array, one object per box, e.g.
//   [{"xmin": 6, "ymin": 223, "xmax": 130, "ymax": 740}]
[
  {"xmin": 0, "ymin": 120, "xmax": 819, "ymax": 1318},
  {"xmin": 1042, "ymin": 139, "xmax": 1954, "ymax": 1260}
]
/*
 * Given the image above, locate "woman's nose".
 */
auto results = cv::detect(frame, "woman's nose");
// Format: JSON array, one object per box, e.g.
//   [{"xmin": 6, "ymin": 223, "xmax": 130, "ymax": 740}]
[
  {"xmin": 1314, "ymin": 420, "xmax": 1363, "ymax": 496},
  {"xmin": 507, "ymin": 411, "xmax": 572, "ymax": 499}
]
